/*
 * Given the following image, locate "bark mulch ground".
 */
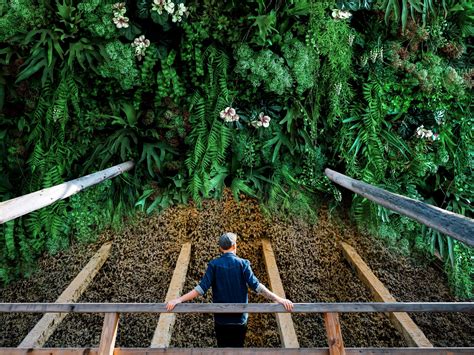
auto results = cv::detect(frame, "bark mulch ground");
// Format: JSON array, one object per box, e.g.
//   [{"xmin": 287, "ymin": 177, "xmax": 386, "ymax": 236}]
[{"xmin": 1, "ymin": 190, "xmax": 472, "ymax": 347}]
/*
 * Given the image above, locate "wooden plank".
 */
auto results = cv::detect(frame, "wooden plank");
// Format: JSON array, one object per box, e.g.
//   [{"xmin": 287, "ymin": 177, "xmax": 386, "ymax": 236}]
[
  {"xmin": 150, "ymin": 242, "xmax": 192, "ymax": 348},
  {"xmin": 0, "ymin": 161, "xmax": 134, "ymax": 224},
  {"xmin": 18, "ymin": 242, "xmax": 113, "ymax": 348},
  {"xmin": 3, "ymin": 348, "xmax": 474, "ymax": 354},
  {"xmin": 98, "ymin": 312, "xmax": 120, "ymax": 355},
  {"xmin": 340, "ymin": 242, "xmax": 433, "ymax": 348},
  {"xmin": 3, "ymin": 302, "xmax": 473, "ymax": 314},
  {"xmin": 325, "ymin": 168, "xmax": 474, "ymax": 247},
  {"xmin": 261, "ymin": 239, "xmax": 299, "ymax": 348},
  {"xmin": 324, "ymin": 313, "xmax": 345, "ymax": 355}
]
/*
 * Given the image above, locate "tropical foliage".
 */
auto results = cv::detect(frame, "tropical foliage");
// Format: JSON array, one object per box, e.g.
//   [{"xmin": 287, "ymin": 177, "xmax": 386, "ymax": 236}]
[{"xmin": 0, "ymin": 0, "xmax": 472, "ymax": 297}]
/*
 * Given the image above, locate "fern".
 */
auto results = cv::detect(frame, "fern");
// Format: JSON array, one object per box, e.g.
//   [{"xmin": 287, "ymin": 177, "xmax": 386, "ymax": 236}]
[
  {"xmin": 185, "ymin": 46, "xmax": 233, "ymax": 205},
  {"xmin": 4, "ymin": 220, "xmax": 16, "ymax": 260}
]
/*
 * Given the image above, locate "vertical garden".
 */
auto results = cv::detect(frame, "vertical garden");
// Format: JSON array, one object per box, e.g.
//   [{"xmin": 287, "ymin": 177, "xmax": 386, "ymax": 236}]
[{"xmin": 0, "ymin": 0, "xmax": 472, "ymax": 298}]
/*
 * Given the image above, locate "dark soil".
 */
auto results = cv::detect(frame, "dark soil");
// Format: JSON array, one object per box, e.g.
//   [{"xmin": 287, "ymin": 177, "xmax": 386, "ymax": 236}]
[{"xmin": 1, "ymin": 191, "xmax": 472, "ymax": 348}]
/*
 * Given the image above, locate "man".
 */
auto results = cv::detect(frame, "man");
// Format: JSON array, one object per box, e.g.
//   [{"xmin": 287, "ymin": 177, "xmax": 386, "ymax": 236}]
[{"xmin": 166, "ymin": 232, "xmax": 294, "ymax": 347}]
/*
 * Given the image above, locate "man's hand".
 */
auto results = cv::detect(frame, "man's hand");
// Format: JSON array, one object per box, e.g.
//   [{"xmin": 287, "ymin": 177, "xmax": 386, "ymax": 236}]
[
  {"xmin": 166, "ymin": 298, "xmax": 181, "ymax": 311},
  {"xmin": 277, "ymin": 297, "xmax": 294, "ymax": 312}
]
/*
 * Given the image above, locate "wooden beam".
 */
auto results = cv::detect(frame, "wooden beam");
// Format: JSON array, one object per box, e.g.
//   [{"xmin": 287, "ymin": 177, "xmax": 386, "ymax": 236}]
[
  {"xmin": 150, "ymin": 242, "xmax": 191, "ymax": 348},
  {"xmin": 261, "ymin": 239, "xmax": 299, "ymax": 348},
  {"xmin": 325, "ymin": 168, "xmax": 474, "ymax": 247},
  {"xmin": 18, "ymin": 242, "xmax": 112, "ymax": 348},
  {"xmin": 324, "ymin": 313, "xmax": 345, "ymax": 355},
  {"xmin": 98, "ymin": 313, "xmax": 120, "ymax": 355},
  {"xmin": 0, "ymin": 161, "xmax": 134, "ymax": 224},
  {"xmin": 2, "ymin": 302, "xmax": 473, "ymax": 314},
  {"xmin": 3, "ymin": 348, "xmax": 474, "ymax": 354},
  {"xmin": 340, "ymin": 242, "xmax": 433, "ymax": 348}
]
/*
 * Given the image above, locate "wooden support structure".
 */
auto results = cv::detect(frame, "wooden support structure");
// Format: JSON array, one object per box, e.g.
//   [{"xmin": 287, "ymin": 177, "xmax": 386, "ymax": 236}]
[
  {"xmin": 3, "ymin": 348, "xmax": 474, "ymax": 354},
  {"xmin": 3, "ymin": 302, "xmax": 473, "ymax": 314},
  {"xmin": 0, "ymin": 161, "xmax": 134, "ymax": 224},
  {"xmin": 18, "ymin": 242, "xmax": 113, "ymax": 348},
  {"xmin": 98, "ymin": 313, "xmax": 120, "ymax": 355},
  {"xmin": 261, "ymin": 239, "xmax": 300, "ymax": 348},
  {"xmin": 150, "ymin": 242, "xmax": 192, "ymax": 348},
  {"xmin": 324, "ymin": 313, "xmax": 345, "ymax": 355},
  {"xmin": 325, "ymin": 168, "xmax": 474, "ymax": 247},
  {"xmin": 340, "ymin": 242, "xmax": 433, "ymax": 348}
]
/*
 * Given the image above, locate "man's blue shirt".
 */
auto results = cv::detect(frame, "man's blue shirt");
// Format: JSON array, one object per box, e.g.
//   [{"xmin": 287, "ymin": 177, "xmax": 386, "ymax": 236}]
[{"xmin": 195, "ymin": 252, "xmax": 261, "ymax": 325}]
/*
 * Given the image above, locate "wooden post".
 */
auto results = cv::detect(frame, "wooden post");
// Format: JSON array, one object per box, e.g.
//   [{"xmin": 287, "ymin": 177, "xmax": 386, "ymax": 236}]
[
  {"xmin": 324, "ymin": 312, "xmax": 345, "ymax": 355},
  {"xmin": 150, "ymin": 242, "xmax": 192, "ymax": 348},
  {"xmin": 261, "ymin": 239, "xmax": 299, "ymax": 348},
  {"xmin": 18, "ymin": 242, "xmax": 113, "ymax": 348},
  {"xmin": 340, "ymin": 242, "xmax": 433, "ymax": 348},
  {"xmin": 325, "ymin": 168, "xmax": 474, "ymax": 247},
  {"xmin": 0, "ymin": 161, "xmax": 134, "ymax": 224},
  {"xmin": 98, "ymin": 312, "xmax": 120, "ymax": 355}
]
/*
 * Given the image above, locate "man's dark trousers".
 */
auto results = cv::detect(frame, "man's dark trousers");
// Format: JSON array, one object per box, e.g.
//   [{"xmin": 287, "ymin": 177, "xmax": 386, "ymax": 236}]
[{"xmin": 215, "ymin": 322, "xmax": 247, "ymax": 347}]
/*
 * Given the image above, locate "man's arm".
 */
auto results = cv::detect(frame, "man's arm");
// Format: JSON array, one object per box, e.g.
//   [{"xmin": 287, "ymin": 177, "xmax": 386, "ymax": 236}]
[
  {"xmin": 256, "ymin": 284, "xmax": 294, "ymax": 311},
  {"xmin": 166, "ymin": 289, "xmax": 200, "ymax": 311},
  {"xmin": 166, "ymin": 262, "xmax": 214, "ymax": 311},
  {"xmin": 242, "ymin": 260, "xmax": 293, "ymax": 312}
]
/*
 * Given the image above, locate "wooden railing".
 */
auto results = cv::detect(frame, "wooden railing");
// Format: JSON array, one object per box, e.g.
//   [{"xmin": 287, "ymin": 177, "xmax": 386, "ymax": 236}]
[
  {"xmin": 2, "ymin": 302, "xmax": 473, "ymax": 313},
  {"xmin": 325, "ymin": 168, "xmax": 474, "ymax": 247},
  {"xmin": 2, "ymin": 302, "xmax": 473, "ymax": 355},
  {"xmin": 0, "ymin": 161, "xmax": 134, "ymax": 224}
]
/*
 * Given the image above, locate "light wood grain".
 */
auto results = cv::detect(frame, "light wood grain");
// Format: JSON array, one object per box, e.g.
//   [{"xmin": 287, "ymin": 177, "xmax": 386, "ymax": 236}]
[
  {"xmin": 340, "ymin": 242, "xmax": 433, "ymax": 348},
  {"xmin": 325, "ymin": 168, "xmax": 474, "ymax": 247},
  {"xmin": 98, "ymin": 312, "xmax": 120, "ymax": 355},
  {"xmin": 2, "ymin": 302, "xmax": 473, "ymax": 314},
  {"xmin": 150, "ymin": 242, "xmax": 191, "ymax": 348},
  {"xmin": 261, "ymin": 239, "xmax": 299, "ymax": 348},
  {"xmin": 3, "ymin": 347, "xmax": 474, "ymax": 354},
  {"xmin": 324, "ymin": 313, "xmax": 345, "ymax": 355},
  {"xmin": 18, "ymin": 242, "xmax": 113, "ymax": 348},
  {"xmin": 0, "ymin": 161, "xmax": 134, "ymax": 224}
]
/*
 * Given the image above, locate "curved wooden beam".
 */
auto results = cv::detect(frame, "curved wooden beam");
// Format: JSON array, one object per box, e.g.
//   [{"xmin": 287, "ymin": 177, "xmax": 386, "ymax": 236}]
[
  {"xmin": 0, "ymin": 161, "xmax": 134, "ymax": 224},
  {"xmin": 325, "ymin": 168, "xmax": 474, "ymax": 247}
]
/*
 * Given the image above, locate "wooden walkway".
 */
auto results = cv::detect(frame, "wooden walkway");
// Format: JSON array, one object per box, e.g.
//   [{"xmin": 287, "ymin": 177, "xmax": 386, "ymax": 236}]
[
  {"xmin": 2, "ymin": 163, "xmax": 473, "ymax": 354},
  {"xmin": 1, "ymin": 239, "xmax": 472, "ymax": 355}
]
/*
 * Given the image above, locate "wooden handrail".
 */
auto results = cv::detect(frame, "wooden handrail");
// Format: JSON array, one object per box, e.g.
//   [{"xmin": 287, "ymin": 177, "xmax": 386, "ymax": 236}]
[
  {"xmin": 325, "ymin": 168, "xmax": 474, "ymax": 247},
  {"xmin": 3, "ymin": 348, "xmax": 474, "ymax": 354},
  {"xmin": 0, "ymin": 161, "xmax": 134, "ymax": 224},
  {"xmin": 1, "ymin": 302, "xmax": 473, "ymax": 313}
]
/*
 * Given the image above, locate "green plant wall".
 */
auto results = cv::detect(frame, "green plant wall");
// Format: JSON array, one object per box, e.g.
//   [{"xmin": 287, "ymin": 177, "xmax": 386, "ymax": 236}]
[{"xmin": 0, "ymin": 0, "xmax": 472, "ymax": 297}]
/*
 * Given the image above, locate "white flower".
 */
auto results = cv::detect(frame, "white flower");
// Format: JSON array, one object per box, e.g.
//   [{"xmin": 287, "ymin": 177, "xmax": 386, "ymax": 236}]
[
  {"xmin": 220, "ymin": 107, "xmax": 239, "ymax": 122},
  {"xmin": 172, "ymin": 14, "xmax": 182, "ymax": 22},
  {"xmin": 133, "ymin": 35, "xmax": 150, "ymax": 47},
  {"xmin": 177, "ymin": 3, "xmax": 187, "ymax": 15},
  {"xmin": 259, "ymin": 112, "xmax": 271, "ymax": 127},
  {"xmin": 331, "ymin": 9, "xmax": 352, "ymax": 20},
  {"xmin": 113, "ymin": 15, "xmax": 129, "ymax": 28},
  {"xmin": 132, "ymin": 35, "xmax": 151, "ymax": 60},
  {"xmin": 251, "ymin": 112, "xmax": 271, "ymax": 128},
  {"xmin": 113, "ymin": 2, "xmax": 126, "ymax": 10},
  {"xmin": 416, "ymin": 125, "xmax": 437, "ymax": 140},
  {"xmin": 164, "ymin": 1, "xmax": 175, "ymax": 14},
  {"xmin": 113, "ymin": 2, "xmax": 127, "ymax": 17},
  {"xmin": 152, "ymin": 0, "xmax": 166, "ymax": 14}
]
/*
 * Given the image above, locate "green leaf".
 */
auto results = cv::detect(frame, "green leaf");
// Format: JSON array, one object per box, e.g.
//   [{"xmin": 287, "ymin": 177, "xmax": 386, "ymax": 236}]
[{"xmin": 16, "ymin": 58, "xmax": 47, "ymax": 83}]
